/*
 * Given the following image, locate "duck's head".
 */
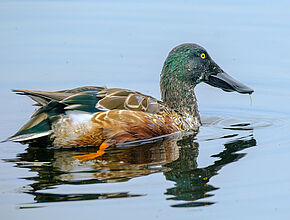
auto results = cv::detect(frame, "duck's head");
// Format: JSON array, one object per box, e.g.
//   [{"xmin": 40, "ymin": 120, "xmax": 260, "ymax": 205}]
[
  {"xmin": 161, "ymin": 43, "xmax": 253, "ymax": 95},
  {"xmin": 160, "ymin": 43, "xmax": 253, "ymax": 117}
]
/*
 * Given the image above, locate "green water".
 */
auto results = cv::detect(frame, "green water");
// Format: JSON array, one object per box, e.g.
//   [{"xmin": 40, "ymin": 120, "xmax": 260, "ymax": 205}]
[{"xmin": 1, "ymin": 0, "xmax": 290, "ymax": 219}]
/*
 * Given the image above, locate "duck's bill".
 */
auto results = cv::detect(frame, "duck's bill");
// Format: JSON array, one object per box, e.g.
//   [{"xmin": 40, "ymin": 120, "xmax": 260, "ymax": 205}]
[{"xmin": 205, "ymin": 72, "xmax": 254, "ymax": 94}]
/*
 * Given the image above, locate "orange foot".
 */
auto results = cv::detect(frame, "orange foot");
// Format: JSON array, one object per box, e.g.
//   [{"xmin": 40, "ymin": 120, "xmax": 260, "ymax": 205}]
[{"xmin": 73, "ymin": 142, "xmax": 110, "ymax": 162}]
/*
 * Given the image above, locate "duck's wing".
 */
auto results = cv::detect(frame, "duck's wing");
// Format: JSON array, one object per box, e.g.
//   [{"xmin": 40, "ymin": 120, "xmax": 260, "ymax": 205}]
[
  {"xmin": 6, "ymin": 87, "xmax": 164, "ymax": 143},
  {"xmin": 12, "ymin": 86, "xmax": 105, "ymax": 106},
  {"xmin": 12, "ymin": 87, "xmax": 162, "ymax": 113},
  {"xmin": 61, "ymin": 88, "xmax": 163, "ymax": 113}
]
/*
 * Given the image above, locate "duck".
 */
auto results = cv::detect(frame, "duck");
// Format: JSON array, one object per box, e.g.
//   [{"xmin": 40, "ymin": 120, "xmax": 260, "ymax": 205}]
[{"xmin": 5, "ymin": 43, "xmax": 253, "ymax": 161}]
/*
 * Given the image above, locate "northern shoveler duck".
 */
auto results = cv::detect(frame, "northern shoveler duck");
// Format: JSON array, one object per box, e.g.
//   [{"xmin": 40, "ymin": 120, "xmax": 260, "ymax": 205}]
[{"xmin": 5, "ymin": 43, "xmax": 253, "ymax": 160}]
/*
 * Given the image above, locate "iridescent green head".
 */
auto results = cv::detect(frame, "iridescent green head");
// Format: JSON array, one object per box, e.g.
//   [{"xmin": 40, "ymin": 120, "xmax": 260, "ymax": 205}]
[{"xmin": 160, "ymin": 43, "xmax": 253, "ymax": 116}]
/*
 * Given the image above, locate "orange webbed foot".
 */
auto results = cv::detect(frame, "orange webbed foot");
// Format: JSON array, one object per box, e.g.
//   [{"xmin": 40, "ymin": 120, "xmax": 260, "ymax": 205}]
[{"xmin": 73, "ymin": 142, "xmax": 110, "ymax": 162}]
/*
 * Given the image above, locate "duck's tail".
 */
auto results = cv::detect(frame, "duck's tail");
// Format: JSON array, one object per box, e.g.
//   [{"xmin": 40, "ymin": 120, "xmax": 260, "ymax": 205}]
[{"xmin": 4, "ymin": 100, "xmax": 64, "ymax": 144}]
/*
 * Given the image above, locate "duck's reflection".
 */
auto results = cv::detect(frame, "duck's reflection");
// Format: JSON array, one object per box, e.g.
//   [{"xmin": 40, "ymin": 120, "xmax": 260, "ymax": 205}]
[
  {"xmin": 164, "ymin": 135, "xmax": 256, "ymax": 207},
  {"xmin": 10, "ymin": 129, "xmax": 256, "ymax": 207}
]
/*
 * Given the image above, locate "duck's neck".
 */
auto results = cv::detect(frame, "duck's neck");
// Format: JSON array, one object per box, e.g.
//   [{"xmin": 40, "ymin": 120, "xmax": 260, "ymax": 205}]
[{"xmin": 160, "ymin": 78, "xmax": 200, "ymax": 122}]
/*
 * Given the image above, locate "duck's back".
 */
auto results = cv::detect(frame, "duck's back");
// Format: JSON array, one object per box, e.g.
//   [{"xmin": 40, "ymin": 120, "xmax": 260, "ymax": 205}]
[{"xmin": 7, "ymin": 86, "xmax": 184, "ymax": 147}]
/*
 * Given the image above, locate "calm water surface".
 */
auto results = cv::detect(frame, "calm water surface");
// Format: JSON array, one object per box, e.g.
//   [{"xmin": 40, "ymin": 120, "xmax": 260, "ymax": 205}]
[{"xmin": 1, "ymin": 0, "xmax": 290, "ymax": 219}]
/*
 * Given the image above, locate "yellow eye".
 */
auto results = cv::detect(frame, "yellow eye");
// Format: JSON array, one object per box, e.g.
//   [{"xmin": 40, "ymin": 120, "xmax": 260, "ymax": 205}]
[{"xmin": 200, "ymin": 53, "xmax": 206, "ymax": 59}]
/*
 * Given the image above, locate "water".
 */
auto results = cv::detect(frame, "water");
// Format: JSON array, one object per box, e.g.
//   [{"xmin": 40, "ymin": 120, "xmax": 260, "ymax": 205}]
[{"xmin": 1, "ymin": 0, "xmax": 290, "ymax": 219}]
